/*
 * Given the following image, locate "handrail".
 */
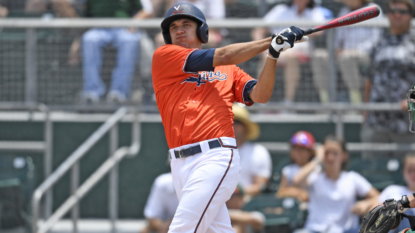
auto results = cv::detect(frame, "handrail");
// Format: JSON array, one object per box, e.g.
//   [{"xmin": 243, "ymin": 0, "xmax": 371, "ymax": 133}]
[
  {"xmin": 260, "ymin": 142, "xmax": 415, "ymax": 152},
  {"xmin": 0, "ymin": 18, "xmax": 393, "ymax": 28},
  {"xmin": 31, "ymin": 107, "xmax": 141, "ymax": 233}
]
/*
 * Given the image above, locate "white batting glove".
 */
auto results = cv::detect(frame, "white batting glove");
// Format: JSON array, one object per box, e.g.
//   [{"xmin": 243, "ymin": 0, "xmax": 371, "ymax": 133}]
[{"xmin": 268, "ymin": 26, "xmax": 309, "ymax": 59}]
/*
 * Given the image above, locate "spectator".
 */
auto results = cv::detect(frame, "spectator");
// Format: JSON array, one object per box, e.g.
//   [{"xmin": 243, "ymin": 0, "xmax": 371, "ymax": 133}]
[
  {"xmin": 153, "ymin": 0, "xmax": 225, "ymax": 48},
  {"xmin": 362, "ymin": 0, "xmax": 415, "ymax": 154},
  {"xmin": 232, "ymin": 104, "xmax": 272, "ymax": 196},
  {"xmin": 252, "ymin": 0, "xmax": 331, "ymax": 106},
  {"xmin": 225, "ymin": 104, "xmax": 270, "ymax": 233},
  {"xmin": 293, "ymin": 135, "xmax": 379, "ymax": 233},
  {"xmin": 226, "ymin": 185, "xmax": 265, "ymax": 233},
  {"xmin": 142, "ymin": 172, "xmax": 179, "ymax": 233},
  {"xmin": 0, "ymin": 2, "xmax": 8, "ymax": 17},
  {"xmin": 277, "ymin": 131, "xmax": 317, "ymax": 202},
  {"xmin": 378, "ymin": 153, "xmax": 415, "ymax": 233},
  {"xmin": 77, "ymin": 0, "xmax": 154, "ymax": 104},
  {"xmin": 313, "ymin": 0, "xmax": 383, "ymax": 104}
]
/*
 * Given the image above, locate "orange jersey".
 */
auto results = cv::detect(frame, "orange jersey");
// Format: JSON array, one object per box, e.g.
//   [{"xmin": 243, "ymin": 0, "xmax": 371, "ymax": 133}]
[{"xmin": 152, "ymin": 44, "xmax": 255, "ymax": 149}]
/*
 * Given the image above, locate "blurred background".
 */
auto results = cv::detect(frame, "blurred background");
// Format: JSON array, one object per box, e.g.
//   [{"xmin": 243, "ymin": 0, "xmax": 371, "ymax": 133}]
[{"xmin": 0, "ymin": 0, "xmax": 414, "ymax": 232}]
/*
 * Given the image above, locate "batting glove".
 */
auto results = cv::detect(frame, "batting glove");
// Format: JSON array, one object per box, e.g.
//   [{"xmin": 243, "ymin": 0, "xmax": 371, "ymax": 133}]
[{"xmin": 268, "ymin": 26, "xmax": 309, "ymax": 59}]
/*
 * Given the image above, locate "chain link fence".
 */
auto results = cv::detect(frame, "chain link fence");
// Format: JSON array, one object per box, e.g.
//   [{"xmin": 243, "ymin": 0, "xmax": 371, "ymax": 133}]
[{"xmin": 0, "ymin": 0, "xmax": 396, "ymax": 108}]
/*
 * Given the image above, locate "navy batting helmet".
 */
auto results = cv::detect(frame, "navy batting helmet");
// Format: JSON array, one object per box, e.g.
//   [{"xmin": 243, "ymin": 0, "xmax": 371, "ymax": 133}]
[{"xmin": 161, "ymin": 3, "xmax": 209, "ymax": 44}]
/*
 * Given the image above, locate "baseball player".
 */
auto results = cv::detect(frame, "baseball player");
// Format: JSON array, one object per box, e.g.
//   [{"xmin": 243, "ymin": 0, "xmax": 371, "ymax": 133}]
[
  {"xmin": 359, "ymin": 84, "xmax": 415, "ymax": 233},
  {"xmin": 151, "ymin": 3, "xmax": 308, "ymax": 233}
]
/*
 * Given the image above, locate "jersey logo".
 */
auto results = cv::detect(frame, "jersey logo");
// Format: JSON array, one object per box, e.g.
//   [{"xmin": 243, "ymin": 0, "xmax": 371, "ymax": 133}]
[{"xmin": 182, "ymin": 71, "xmax": 228, "ymax": 87}]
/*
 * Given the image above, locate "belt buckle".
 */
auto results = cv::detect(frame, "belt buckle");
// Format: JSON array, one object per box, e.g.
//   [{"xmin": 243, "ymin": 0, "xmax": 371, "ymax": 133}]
[{"xmin": 177, "ymin": 148, "xmax": 185, "ymax": 158}]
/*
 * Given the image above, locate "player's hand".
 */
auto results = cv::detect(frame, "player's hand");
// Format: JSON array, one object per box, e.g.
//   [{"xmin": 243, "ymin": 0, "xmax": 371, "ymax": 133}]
[{"xmin": 268, "ymin": 26, "xmax": 309, "ymax": 59}]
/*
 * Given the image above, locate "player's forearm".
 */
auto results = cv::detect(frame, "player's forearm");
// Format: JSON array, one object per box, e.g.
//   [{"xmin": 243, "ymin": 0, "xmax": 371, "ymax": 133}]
[
  {"xmin": 249, "ymin": 58, "xmax": 277, "ymax": 103},
  {"xmin": 212, "ymin": 37, "xmax": 271, "ymax": 67}
]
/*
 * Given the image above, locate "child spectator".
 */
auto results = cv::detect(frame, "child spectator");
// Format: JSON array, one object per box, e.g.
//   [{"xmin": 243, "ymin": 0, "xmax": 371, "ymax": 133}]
[
  {"xmin": 293, "ymin": 135, "xmax": 379, "ymax": 233},
  {"xmin": 277, "ymin": 131, "xmax": 317, "ymax": 202}
]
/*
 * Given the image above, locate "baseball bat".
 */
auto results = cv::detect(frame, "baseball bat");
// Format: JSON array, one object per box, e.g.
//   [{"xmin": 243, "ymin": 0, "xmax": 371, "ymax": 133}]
[{"xmin": 304, "ymin": 5, "xmax": 381, "ymax": 35}]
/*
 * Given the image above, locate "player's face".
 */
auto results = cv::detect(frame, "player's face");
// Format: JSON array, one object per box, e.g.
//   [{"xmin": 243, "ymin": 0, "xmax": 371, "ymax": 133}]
[
  {"xmin": 404, "ymin": 157, "xmax": 415, "ymax": 188},
  {"xmin": 291, "ymin": 146, "xmax": 313, "ymax": 166},
  {"xmin": 387, "ymin": 3, "xmax": 412, "ymax": 32},
  {"xmin": 323, "ymin": 140, "xmax": 347, "ymax": 172},
  {"xmin": 169, "ymin": 18, "xmax": 201, "ymax": 48}
]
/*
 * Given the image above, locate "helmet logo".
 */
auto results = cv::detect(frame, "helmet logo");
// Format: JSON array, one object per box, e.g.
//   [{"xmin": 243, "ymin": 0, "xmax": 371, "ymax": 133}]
[{"xmin": 172, "ymin": 5, "xmax": 183, "ymax": 15}]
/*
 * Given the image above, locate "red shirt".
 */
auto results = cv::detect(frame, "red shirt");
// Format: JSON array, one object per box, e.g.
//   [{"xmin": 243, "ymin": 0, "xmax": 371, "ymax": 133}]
[{"xmin": 152, "ymin": 44, "xmax": 255, "ymax": 149}]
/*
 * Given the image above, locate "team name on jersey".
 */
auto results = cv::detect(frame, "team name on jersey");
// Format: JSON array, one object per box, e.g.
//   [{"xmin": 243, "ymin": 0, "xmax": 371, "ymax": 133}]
[{"xmin": 181, "ymin": 71, "xmax": 228, "ymax": 87}]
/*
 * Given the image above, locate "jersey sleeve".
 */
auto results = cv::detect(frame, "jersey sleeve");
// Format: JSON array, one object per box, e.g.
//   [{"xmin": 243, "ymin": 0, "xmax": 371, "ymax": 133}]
[
  {"xmin": 351, "ymin": 171, "xmax": 372, "ymax": 198},
  {"xmin": 144, "ymin": 176, "xmax": 166, "ymax": 219},
  {"xmin": 152, "ymin": 44, "xmax": 198, "ymax": 92},
  {"xmin": 185, "ymin": 49, "xmax": 215, "ymax": 73},
  {"xmin": 251, "ymin": 144, "xmax": 272, "ymax": 179},
  {"xmin": 232, "ymin": 66, "xmax": 256, "ymax": 106}
]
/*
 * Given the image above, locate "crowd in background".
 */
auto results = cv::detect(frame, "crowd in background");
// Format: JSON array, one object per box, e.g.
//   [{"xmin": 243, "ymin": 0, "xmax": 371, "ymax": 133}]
[{"xmin": 1, "ymin": 0, "xmax": 415, "ymax": 232}]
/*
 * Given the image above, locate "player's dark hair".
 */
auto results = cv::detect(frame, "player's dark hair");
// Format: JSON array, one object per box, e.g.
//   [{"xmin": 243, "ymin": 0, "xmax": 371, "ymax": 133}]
[
  {"xmin": 324, "ymin": 135, "xmax": 348, "ymax": 170},
  {"xmin": 388, "ymin": 0, "xmax": 415, "ymax": 15},
  {"xmin": 287, "ymin": 0, "xmax": 315, "ymax": 9}
]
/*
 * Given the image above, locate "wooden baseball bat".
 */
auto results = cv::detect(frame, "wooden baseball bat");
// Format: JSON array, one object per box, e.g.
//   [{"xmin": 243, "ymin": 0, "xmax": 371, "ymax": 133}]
[{"xmin": 304, "ymin": 5, "xmax": 381, "ymax": 35}]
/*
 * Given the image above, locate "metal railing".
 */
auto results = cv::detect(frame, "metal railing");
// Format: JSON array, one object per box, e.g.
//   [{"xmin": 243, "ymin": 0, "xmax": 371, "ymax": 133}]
[
  {"xmin": 31, "ymin": 107, "xmax": 141, "ymax": 233},
  {"xmin": 0, "ymin": 103, "xmax": 54, "ymax": 219}
]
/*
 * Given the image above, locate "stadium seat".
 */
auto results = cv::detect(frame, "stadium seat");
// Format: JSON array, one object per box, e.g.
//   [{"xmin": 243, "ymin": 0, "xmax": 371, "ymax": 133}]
[
  {"xmin": 348, "ymin": 155, "xmax": 403, "ymax": 191},
  {"xmin": 0, "ymin": 155, "xmax": 35, "ymax": 230},
  {"xmin": 266, "ymin": 156, "xmax": 291, "ymax": 192},
  {"xmin": 242, "ymin": 193, "xmax": 306, "ymax": 233}
]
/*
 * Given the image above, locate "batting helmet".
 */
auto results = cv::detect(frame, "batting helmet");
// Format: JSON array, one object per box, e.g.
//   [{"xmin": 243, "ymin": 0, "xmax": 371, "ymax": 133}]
[{"xmin": 161, "ymin": 3, "xmax": 209, "ymax": 44}]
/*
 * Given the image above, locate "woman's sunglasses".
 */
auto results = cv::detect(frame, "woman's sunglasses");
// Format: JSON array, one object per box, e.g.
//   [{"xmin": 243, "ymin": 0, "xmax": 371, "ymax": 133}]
[{"xmin": 388, "ymin": 8, "xmax": 411, "ymax": 15}]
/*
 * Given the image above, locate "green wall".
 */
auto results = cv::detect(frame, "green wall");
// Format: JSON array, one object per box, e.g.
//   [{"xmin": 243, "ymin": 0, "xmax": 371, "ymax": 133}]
[{"xmin": 0, "ymin": 120, "xmax": 361, "ymax": 218}]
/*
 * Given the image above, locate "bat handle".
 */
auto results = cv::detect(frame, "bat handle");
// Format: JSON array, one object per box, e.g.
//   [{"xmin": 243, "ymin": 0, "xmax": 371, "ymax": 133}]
[{"xmin": 304, "ymin": 28, "xmax": 320, "ymax": 35}]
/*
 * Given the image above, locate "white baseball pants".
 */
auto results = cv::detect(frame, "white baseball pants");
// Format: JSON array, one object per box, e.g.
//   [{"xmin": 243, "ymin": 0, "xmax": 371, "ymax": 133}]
[{"xmin": 168, "ymin": 137, "xmax": 240, "ymax": 233}]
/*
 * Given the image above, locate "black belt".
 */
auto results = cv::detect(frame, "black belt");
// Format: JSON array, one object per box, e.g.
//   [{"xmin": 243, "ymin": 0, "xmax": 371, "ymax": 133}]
[{"xmin": 173, "ymin": 139, "xmax": 222, "ymax": 159}]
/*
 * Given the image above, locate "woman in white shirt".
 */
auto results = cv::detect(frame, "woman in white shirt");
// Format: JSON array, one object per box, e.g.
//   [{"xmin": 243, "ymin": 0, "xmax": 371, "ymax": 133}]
[{"xmin": 293, "ymin": 135, "xmax": 379, "ymax": 233}]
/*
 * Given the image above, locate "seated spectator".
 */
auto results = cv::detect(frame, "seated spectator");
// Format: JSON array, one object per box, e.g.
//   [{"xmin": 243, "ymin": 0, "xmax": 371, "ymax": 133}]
[
  {"xmin": 277, "ymin": 131, "xmax": 317, "ymax": 202},
  {"xmin": 313, "ymin": 0, "xmax": 383, "ymax": 104},
  {"xmin": 293, "ymin": 135, "xmax": 379, "ymax": 233},
  {"xmin": 233, "ymin": 104, "xmax": 272, "ymax": 196},
  {"xmin": 153, "ymin": 0, "xmax": 225, "ymax": 48},
  {"xmin": 378, "ymin": 153, "xmax": 415, "ymax": 233},
  {"xmin": 226, "ymin": 186, "xmax": 265, "ymax": 233},
  {"xmin": 252, "ymin": 0, "xmax": 331, "ymax": 105},
  {"xmin": 71, "ymin": 0, "xmax": 154, "ymax": 104},
  {"xmin": 225, "ymin": 104, "xmax": 270, "ymax": 233},
  {"xmin": 0, "ymin": 2, "xmax": 8, "ymax": 17},
  {"xmin": 142, "ymin": 172, "xmax": 179, "ymax": 233}
]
